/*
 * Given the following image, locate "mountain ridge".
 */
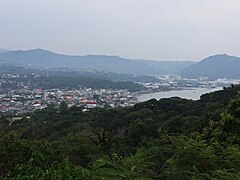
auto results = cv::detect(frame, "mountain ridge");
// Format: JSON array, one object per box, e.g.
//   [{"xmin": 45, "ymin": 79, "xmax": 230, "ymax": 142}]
[{"xmin": 0, "ymin": 48, "xmax": 194, "ymax": 75}]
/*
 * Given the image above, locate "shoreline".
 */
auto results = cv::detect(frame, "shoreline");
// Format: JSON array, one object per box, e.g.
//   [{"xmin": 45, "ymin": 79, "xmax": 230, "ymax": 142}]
[{"xmin": 136, "ymin": 87, "xmax": 223, "ymax": 102}]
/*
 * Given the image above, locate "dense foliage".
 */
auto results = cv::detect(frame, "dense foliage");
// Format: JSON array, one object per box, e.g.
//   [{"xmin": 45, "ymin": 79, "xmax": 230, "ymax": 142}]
[
  {"xmin": 36, "ymin": 76, "xmax": 146, "ymax": 92},
  {"xmin": 0, "ymin": 65, "xmax": 161, "ymax": 83},
  {"xmin": 0, "ymin": 73, "xmax": 146, "ymax": 92},
  {"xmin": 1, "ymin": 85, "xmax": 240, "ymax": 179}
]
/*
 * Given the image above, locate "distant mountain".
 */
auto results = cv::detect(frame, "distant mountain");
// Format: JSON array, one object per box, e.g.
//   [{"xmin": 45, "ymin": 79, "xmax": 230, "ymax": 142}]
[
  {"xmin": 48, "ymin": 69, "xmax": 161, "ymax": 83},
  {"xmin": 0, "ymin": 49, "xmax": 166, "ymax": 75},
  {"xmin": 136, "ymin": 59, "xmax": 194, "ymax": 74},
  {"xmin": 181, "ymin": 54, "xmax": 240, "ymax": 80},
  {"xmin": 0, "ymin": 48, "xmax": 195, "ymax": 76}
]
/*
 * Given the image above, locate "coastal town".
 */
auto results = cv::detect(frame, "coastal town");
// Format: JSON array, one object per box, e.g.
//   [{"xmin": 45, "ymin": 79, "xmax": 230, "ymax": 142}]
[
  {"xmin": 1, "ymin": 72, "xmax": 240, "ymax": 115},
  {"xmin": 0, "ymin": 87, "xmax": 138, "ymax": 115},
  {"xmin": 0, "ymin": 75, "xmax": 138, "ymax": 115}
]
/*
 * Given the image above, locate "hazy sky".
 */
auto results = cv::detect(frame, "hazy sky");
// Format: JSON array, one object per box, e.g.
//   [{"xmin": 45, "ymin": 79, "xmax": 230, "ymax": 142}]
[{"xmin": 1, "ymin": 0, "xmax": 240, "ymax": 61}]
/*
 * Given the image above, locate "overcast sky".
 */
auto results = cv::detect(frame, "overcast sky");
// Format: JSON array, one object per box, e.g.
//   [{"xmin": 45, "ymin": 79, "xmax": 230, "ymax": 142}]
[{"xmin": 0, "ymin": 0, "xmax": 240, "ymax": 61}]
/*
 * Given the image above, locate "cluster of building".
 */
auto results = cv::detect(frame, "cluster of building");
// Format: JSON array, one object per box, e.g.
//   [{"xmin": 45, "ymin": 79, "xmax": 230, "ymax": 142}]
[
  {"xmin": 0, "ymin": 87, "xmax": 138, "ymax": 115},
  {"xmin": 0, "ymin": 73, "xmax": 139, "ymax": 115},
  {"xmin": 140, "ymin": 75, "xmax": 240, "ymax": 90}
]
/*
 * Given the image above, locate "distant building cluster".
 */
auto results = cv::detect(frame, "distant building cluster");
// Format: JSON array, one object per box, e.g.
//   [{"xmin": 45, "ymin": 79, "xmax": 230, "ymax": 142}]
[
  {"xmin": 0, "ymin": 87, "xmax": 137, "ymax": 115},
  {"xmin": 0, "ymin": 74, "xmax": 137, "ymax": 115}
]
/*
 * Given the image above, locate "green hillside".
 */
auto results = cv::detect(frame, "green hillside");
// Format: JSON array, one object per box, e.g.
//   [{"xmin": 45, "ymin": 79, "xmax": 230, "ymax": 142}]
[{"xmin": 181, "ymin": 54, "xmax": 240, "ymax": 80}]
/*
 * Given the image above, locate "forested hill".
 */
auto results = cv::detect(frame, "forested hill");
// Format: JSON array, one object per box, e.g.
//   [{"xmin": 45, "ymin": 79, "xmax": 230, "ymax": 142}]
[
  {"xmin": 0, "ymin": 49, "xmax": 166, "ymax": 75},
  {"xmin": 1, "ymin": 74, "xmax": 146, "ymax": 92},
  {"xmin": 0, "ymin": 65, "xmax": 161, "ymax": 83},
  {"xmin": 181, "ymin": 54, "xmax": 240, "ymax": 80},
  {"xmin": 0, "ymin": 48, "xmax": 194, "ymax": 75},
  {"xmin": 1, "ymin": 85, "xmax": 240, "ymax": 179}
]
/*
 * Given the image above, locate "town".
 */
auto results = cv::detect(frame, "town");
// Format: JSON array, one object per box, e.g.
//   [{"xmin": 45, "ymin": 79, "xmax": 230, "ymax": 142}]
[
  {"xmin": 0, "ymin": 74, "xmax": 138, "ymax": 115},
  {"xmin": 1, "ymin": 72, "xmax": 240, "ymax": 115}
]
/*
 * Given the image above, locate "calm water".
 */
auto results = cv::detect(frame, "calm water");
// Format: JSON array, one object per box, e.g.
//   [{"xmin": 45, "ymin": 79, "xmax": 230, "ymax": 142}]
[{"xmin": 137, "ymin": 87, "xmax": 223, "ymax": 102}]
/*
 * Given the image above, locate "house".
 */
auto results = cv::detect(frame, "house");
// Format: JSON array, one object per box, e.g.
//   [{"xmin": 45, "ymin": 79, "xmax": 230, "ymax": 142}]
[{"xmin": 86, "ymin": 102, "xmax": 97, "ymax": 108}]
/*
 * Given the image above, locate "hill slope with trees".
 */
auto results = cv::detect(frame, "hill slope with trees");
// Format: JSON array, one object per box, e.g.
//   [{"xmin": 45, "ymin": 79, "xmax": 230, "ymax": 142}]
[
  {"xmin": 0, "ymin": 49, "xmax": 165, "ymax": 75},
  {"xmin": 181, "ymin": 54, "xmax": 240, "ymax": 80},
  {"xmin": 0, "ymin": 48, "xmax": 194, "ymax": 75}
]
